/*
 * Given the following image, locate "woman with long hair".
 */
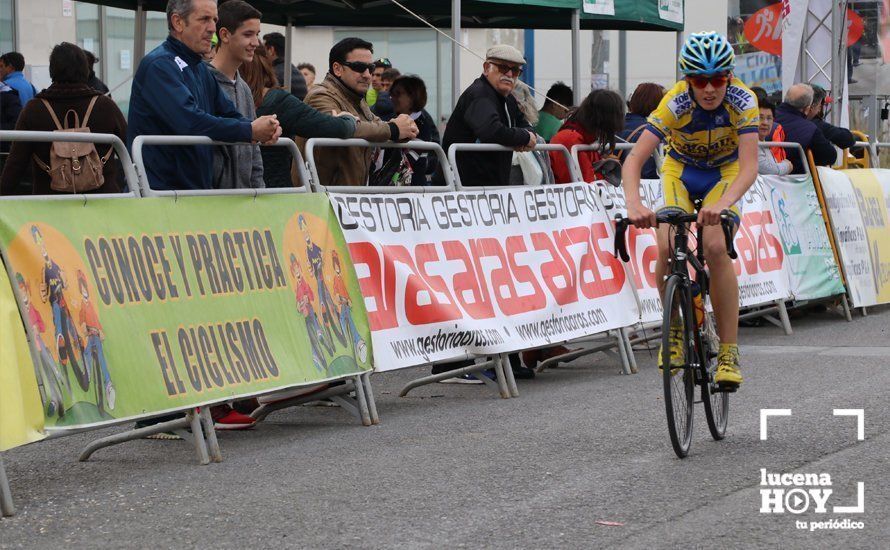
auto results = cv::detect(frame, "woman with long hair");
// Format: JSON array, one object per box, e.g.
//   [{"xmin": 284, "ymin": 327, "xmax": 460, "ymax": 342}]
[
  {"xmin": 241, "ymin": 45, "xmax": 356, "ymax": 187},
  {"xmin": 548, "ymin": 88, "xmax": 626, "ymax": 183},
  {"xmin": 618, "ymin": 83, "xmax": 665, "ymax": 179}
]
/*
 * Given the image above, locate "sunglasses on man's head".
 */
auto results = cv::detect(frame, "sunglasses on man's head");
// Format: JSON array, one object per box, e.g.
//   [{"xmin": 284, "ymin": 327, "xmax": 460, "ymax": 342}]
[
  {"xmin": 341, "ymin": 61, "xmax": 376, "ymax": 74},
  {"xmin": 488, "ymin": 61, "xmax": 523, "ymax": 77},
  {"xmin": 686, "ymin": 73, "xmax": 731, "ymax": 89}
]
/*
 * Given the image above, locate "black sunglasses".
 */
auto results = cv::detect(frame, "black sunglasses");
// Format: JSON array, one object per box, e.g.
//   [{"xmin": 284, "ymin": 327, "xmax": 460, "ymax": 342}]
[
  {"xmin": 341, "ymin": 61, "xmax": 376, "ymax": 74},
  {"xmin": 488, "ymin": 61, "xmax": 523, "ymax": 77}
]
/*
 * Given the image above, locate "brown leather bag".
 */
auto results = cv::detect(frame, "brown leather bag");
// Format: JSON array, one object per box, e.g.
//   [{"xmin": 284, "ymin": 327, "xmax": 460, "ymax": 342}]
[{"xmin": 32, "ymin": 97, "xmax": 113, "ymax": 192}]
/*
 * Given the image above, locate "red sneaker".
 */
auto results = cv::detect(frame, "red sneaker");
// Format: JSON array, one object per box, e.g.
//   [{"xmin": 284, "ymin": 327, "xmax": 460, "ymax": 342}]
[{"xmin": 213, "ymin": 409, "xmax": 256, "ymax": 430}]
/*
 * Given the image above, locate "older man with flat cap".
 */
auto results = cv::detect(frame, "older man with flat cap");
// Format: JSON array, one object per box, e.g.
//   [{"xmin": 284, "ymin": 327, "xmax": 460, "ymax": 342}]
[
  {"xmin": 441, "ymin": 44, "xmax": 537, "ymax": 187},
  {"xmin": 434, "ymin": 44, "xmax": 539, "ymax": 383}
]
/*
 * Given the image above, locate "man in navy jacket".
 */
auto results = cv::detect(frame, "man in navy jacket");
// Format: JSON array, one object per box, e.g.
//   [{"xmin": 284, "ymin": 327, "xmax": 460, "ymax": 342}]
[
  {"xmin": 774, "ymin": 83, "xmax": 836, "ymax": 175},
  {"xmin": 127, "ymin": 0, "xmax": 280, "ymax": 190}
]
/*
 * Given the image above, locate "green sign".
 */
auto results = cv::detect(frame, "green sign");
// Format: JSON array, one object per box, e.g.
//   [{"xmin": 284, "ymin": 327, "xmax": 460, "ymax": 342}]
[
  {"xmin": 0, "ymin": 194, "xmax": 372, "ymax": 430},
  {"xmin": 767, "ymin": 175, "xmax": 845, "ymax": 301}
]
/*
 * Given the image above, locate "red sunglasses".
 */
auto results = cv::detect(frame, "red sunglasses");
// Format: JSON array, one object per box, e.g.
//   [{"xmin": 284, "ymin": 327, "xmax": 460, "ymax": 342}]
[{"xmin": 686, "ymin": 73, "xmax": 731, "ymax": 89}]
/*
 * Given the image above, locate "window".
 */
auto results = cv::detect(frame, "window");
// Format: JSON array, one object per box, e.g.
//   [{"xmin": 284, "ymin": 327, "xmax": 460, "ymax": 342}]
[{"xmin": 0, "ymin": 0, "xmax": 14, "ymax": 54}]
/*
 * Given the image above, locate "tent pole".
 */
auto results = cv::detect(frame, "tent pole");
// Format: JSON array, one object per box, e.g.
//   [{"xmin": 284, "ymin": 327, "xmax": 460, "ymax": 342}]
[
  {"xmin": 675, "ymin": 31, "xmax": 683, "ymax": 81},
  {"xmin": 134, "ymin": 0, "xmax": 146, "ymax": 69},
  {"xmin": 829, "ymin": 2, "xmax": 848, "ymax": 127},
  {"xmin": 618, "ymin": 30, "xmax": 627, "ymax": 99},
  {"xmin": 571, "ymin": 9, "xmax": 581, "ymax": 105},
  {"xmin": 284, "ymin": 16, "xmax": 293, "ymax": 91},
  {"xmin": 451, "ymin": 0, "xmax": 461, "ymax": 110}
]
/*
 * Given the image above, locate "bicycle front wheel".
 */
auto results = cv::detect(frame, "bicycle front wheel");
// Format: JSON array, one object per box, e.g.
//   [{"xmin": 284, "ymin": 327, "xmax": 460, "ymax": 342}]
[
  {"xmin": 661, "ymin": 275, "xmax": 695, "ymax": 458},
  {"xmin": 700, "ymin": 309, "xmax": 729, "ymax": 440}
]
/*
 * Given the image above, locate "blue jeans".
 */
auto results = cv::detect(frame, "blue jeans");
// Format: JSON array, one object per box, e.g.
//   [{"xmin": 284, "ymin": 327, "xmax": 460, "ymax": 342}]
[
  {"xmin": 51, "ymin": 301, "xmax": 78, "ymax": 359},
  {"xmin": 304, "ymin": 310, "xmax": 326, "ymax": 369},
  {"xmin": 339, "ymin": 304, "xmax": 362, "ymax": 347},
  {"xmin": 84, "ymin": 333, "xmax": 111, "ymax": 384}
]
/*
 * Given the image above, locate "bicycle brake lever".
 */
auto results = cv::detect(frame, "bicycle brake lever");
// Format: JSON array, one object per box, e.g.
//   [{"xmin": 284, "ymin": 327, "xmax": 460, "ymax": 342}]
[
  {"xmin": 613, "ymin": 216, "xmax": 631, "ymax": 263},
  {"xmin": 720, "ymin": 212, "xmax": 738, "ymax": 260}
]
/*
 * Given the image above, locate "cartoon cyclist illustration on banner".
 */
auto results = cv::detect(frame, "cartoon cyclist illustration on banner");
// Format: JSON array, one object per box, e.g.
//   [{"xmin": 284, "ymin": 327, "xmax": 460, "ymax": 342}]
[
  {"xmin": 331, "ymin": 250, "xmax": 368, "ymax": 363},
  {"xmin": 299, "ymin": 214, "xmax": 348, "ymax": 352},
  {"xmin": 32, "ymin": 225, "xmax": 89, "ymax": 393},
  {"xmin": 78, "ymin": 270, "xmax": 116, "ymax": 412},
  {"xmin": 290, "ymin": 253, "xmax": 331, "ymax": 372},
  {"xmin": 16, "ymin": 272, "xmax": 68, "ymax": 419}
]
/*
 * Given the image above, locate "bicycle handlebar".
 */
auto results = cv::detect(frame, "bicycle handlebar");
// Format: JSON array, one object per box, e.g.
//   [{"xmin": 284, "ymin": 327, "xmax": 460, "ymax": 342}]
[{"xmin": 613, "ymin": 210, "xmax": 738, "ymax": 263}]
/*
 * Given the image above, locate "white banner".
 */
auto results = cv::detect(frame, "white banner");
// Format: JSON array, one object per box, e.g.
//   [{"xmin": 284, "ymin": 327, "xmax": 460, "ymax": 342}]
[
  {"xmin": 735, "ymin": 179, "xmax": 794, "ymax": 307},
  {"xmin": 594, "ymin": 180, "xmax": 663, "ymax": 324},
  {"xmin": 331, "ymin": 184, "xmax": 640, "ymax": 370},
  {"xmin": 596, "ymin": 178, "xmax": 791, "ymax": 316},
  {"xmin": 781, "ymin": 0, "xmax": 808, "ymax": 93},
  {"xmin": 582, "ymin": 0, "xmax": 615, "ymax": 16},
  {"xmin": 817, "ymin": 167, "xmax": 876, "ymax": 307},
  {"xmin": 658, "ymin": 0, "xmax": 684, "ymax": 24}
]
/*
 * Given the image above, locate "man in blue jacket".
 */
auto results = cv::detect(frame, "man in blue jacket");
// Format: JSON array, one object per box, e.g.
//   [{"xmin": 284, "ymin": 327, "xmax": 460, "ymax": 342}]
[
  {"xmin": 0, "ymin": 52, "xmax": 36, "ymax": 105},
  {"xmin": 774, "ymin": 83, "xmax": 836, "ymax": 175},
  {"xmin": 127, "ymin": 0, "xmax": 280, "ymax": 191}
]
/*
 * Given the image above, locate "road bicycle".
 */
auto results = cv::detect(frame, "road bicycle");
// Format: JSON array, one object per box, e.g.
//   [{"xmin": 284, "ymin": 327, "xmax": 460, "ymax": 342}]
[{"xmin": 614, "ymin": 204, "xmax": 737, "ymax": 458}]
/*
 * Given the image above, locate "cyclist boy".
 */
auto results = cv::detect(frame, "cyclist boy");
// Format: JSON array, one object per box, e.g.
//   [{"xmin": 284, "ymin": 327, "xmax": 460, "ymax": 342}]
[
  {"xmin": 621, "ymin": 31, "xmax": 759, "ymax": 390},
  {"xmin": 78, "ymin": 270, "xmax": 115, "ymax": 410}
]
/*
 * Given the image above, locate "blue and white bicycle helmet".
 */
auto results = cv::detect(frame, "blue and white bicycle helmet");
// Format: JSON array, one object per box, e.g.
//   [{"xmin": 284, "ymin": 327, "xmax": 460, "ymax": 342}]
[{"xmin": 679, "ymin": 31, "xmax": 735, "ymax": 76}]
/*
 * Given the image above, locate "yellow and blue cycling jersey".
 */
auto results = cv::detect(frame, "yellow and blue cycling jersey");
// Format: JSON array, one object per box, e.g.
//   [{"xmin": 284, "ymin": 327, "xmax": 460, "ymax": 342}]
[
  {"xmin": 647, "ymin": 77, "xmax": 759, "ymax": 170},
  {"xmin": 647, "ymin": 77, "xmax": 758, "ymax": 217}
]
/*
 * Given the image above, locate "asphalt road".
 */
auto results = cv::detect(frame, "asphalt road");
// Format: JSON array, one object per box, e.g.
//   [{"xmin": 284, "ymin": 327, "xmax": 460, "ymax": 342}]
[{"xmin": 2, "ymin": 305, "xmax": 889, "ymax": 548}]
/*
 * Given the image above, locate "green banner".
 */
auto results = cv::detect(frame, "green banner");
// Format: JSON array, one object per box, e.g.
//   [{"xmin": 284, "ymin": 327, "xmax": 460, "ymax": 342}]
[
  {"xmin": 765, "ymin": 174, "xmax": 845, "ymax": 301},
  {"xmin": 0, "ymin": 194, "xmax": 372, "ymax": 431}
]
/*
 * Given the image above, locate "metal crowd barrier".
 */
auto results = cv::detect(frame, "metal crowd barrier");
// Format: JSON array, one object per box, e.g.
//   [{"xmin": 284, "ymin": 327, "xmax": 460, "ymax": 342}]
[
  {"xmin": 849, "ymin": 141, "xmax": 877, "ymax": 169},
  {"xmin": 875, "ymin": 143, "xmax": 890, "ymax": 169},
  {"xmin": 447, "ymin": 142, "xmax": 582, "ymax": 187},
  {"xmin": 445, "ymin": 142, "xmax": 635, "ymax": 379},
  {"xmin": 571, "ymin": 142, "xmax": 663, "ymax": 178},
  {"xmin": 0, "ymin": 133, "xmax": 379, "ymax": 519},
  {"xmin": 0, "ymin": 130, "xmax": 144, "ymax": 517},
  {"xmin": 129, "ymin": 134, "xmax": 378, "ymax": 427},
  {"xmin": 0, "ymin": 130, "xmax": 141, "ymax": 198},
  {"xmin": 304, "ymin": 138, "xmax": 456, "ymax": 192},
  {"xmin": 131, "ymin": 135, "xmax": 310, "ymax": 197},
  {"xmin": 305, "ymin": 139, "xmax": 516, "ymax": 397}
]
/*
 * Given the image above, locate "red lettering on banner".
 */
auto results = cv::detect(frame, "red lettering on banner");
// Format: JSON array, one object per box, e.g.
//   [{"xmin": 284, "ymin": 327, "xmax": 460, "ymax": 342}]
[
  {"xmin": 566, "ymin": 225, "xmax": 605, "ymax": 299},
  {"xmin": 734, "ymin": 222, "xmax": 757, "ymax": 276},
  {"xmin": 443, "ymin": 240, "xmax": 495, "ymax": 320},
  {"xmin": 504, "ymin": 235, "xmax": 547, "ymax": 314},
  {"xmin": 531, "ymin": 232, "xmax": 577, "ymax": 305},
  {"xmin": 590, "ymin": 222, "xmax": 627, "ymax": 297},
  {"xmin": 552, "ymin": 229, "xmax": 580, "ymax": 298},
  {"xmin": 383, "ymin": 244, "xmax": 450, "ymax": 325},
  {"xmin": 412, "ymin": 243, "xmax": 462, "ymax": 323},
  {"xmin": 348, "ymin": 241, "xmax": 398, "ymax": 331},
  {"xmin": 627, "ymin": 226, "xmax": 658, "ymax": 288},
  {"xmin": 473, "ymin": 238, "xmax": 528, "ymax": 316},
  {"xmin": 745, "ymin": 211, "xmax": 784, "ymax": 273}
]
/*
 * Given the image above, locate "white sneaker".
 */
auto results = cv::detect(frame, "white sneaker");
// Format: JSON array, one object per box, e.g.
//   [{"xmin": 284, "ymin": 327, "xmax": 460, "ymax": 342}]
[
  {"xmin": 105, "ymin": 381, "xmax": 116, "ymax": 410},
  {"xmin": 357, "ymin": 340, "xmax": 368, "ymax": 363}
]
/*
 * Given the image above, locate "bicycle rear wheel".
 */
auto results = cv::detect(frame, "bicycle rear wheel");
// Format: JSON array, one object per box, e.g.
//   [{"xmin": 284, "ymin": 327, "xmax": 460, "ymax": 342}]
[
  {"xmin": 700, "ymin": 309, "xmax": 729, "ymax": 440},
  {"xmin": 661, "ymin": 275, "xmax": 695, "ymax": 458}
]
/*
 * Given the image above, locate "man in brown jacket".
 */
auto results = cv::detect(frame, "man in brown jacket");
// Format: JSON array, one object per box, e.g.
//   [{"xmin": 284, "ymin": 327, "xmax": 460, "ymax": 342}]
[{"xmin": 299, "ymin": 37, "xmax": 417, "ymax": 186}]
